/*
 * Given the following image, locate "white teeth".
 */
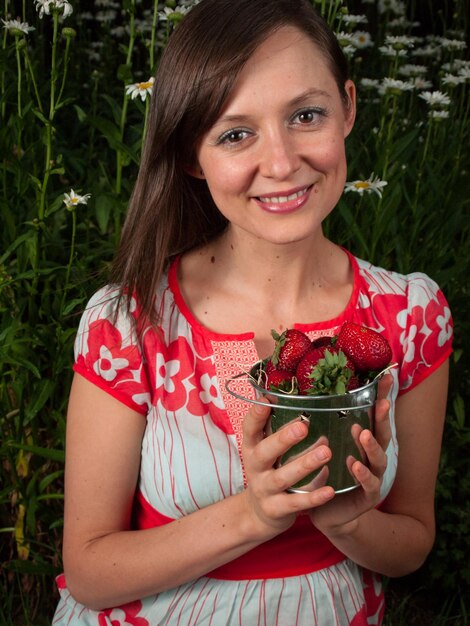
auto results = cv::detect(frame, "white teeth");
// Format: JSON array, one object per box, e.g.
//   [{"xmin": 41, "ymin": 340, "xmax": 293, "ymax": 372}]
[{"xmin": 259, "ymin": 187, "xmax": 309, "ymax": 204}]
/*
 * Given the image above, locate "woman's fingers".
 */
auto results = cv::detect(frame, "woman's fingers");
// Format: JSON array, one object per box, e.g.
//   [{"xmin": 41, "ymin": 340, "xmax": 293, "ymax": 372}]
[
  {"xmin": 268, "ymin": 444, "xmax": 332, "ymax": 493},
  {"xmin": 243, "ymin": 403, "xmax": 312, "ymax": 471},
  {"xmin": 358, "ymin": 428, "xmax": 388, "ymax": 480},
  {"xmin": 374, "ymin": 373, "xmax": 393, "ymax": 452}
]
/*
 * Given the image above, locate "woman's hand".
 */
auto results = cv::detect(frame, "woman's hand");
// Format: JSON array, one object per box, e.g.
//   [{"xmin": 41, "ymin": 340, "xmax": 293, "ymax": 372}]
[
  {"xmin": 307, "ymin": 374, "xmax": 393, "ymax": 538},
  {"xmin": 242, "ymin": 399, "xmax": 335, "ymax": 540}
]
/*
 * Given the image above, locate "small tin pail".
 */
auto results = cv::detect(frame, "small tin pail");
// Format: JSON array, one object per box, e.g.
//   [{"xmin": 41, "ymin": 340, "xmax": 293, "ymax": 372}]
[{"xmin": 226, "ymin": 360, "xmax": 379, "ymax": 494}]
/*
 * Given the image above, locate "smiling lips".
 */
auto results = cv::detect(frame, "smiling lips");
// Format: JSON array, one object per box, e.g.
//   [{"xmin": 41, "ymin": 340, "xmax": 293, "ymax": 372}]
[{"xmin": 255, "ymin": 185, "xmax": 313, "ymax": 213}]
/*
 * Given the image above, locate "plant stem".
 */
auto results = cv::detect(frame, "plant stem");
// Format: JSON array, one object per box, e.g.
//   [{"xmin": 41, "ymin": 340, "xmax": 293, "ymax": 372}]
[
  {"xmin": 411, "ymin": 117, "xmax": 433, "ymax": 216},
  {"xmin": 38, "ymin": 12, "xmax": 59, "ymax": 223},
  {"xmin": 14, "ymin": 35, "xmax": 23, "ymax": 167},
  {"xmin": 56, "ymin": 34, "xmax": 72, "ymax": 109},
  {"xmin": 23, "ymin": 45, "xmax": 44, "ymax": 114},
  {"xmin": 149, "ymin": 0, "xmax": 159, "ymax": 73},
  {"xmin": 115, "ymin": 0, "xmax": 136, "ymax": 237},
  {"xmin": 60, "ymin": 207, "xmax": 77, "ymax": 317}
]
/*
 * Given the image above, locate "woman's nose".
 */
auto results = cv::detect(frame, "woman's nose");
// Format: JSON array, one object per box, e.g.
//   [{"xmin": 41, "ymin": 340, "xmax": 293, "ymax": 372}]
[{"xmin": 258, "ymin": 129, "xmax": 301, "ymax": 180}]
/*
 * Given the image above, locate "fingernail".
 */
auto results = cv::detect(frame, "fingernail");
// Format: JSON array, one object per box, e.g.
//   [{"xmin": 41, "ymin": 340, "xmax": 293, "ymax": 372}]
[
  {"xmin": 314, "ymin": 446, "xmax": 330, "ymax": 461},
  {"xmin": 254, "ymin": 402, "xmax": 269, "ymax": 415},
  {"xmin": 290, "ymin": 422, "xmax": 305, "ymax": 438}
]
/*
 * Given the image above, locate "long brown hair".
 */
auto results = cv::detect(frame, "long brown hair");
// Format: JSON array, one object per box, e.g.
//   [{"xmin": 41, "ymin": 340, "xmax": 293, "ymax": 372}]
[{"xmin": 110, "ymin": 0, "xmax": 349, "ymax": 322}]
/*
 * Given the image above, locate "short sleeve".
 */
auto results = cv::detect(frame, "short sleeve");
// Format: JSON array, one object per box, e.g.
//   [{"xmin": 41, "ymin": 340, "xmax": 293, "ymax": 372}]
[
  {"xmin": 73, "ymin": 286, "xmax": 151, "ymax": 414},
  {"xmin": 397, "ymin": 273, "xmax": 453, "ymax": 393}
]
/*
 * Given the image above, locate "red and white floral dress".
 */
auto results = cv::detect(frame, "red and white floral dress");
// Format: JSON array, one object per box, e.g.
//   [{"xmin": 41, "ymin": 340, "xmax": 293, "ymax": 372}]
[{"xmin": 53, "ymin": 250, "xmax": 453, "ymax": 626}]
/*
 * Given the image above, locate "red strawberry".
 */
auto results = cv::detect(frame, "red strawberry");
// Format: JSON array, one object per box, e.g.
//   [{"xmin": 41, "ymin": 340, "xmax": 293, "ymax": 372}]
[
  {"xmin": 264, "ymin": 359, "xmax": 276, "ymax": 375},
  {"xmin": 271, "ymin": 329, "xmax": 311, "ymax": 372},
  {"xmin": 311, "ymin": 335, "xmax": 334, "ymax": 349},
  {"xmin": 347, "ymin": 375, "xmax": 361, "ymax": 391},
  {"xmin": 296, "ymin": 346, "xmax": 355, "ymax": 395},
  {"xmin": 296, "ymin": 346, "xmax": 328, "ymax": 394},
  {"xmin": 336, "ymin": 321, "xmax": 392, "ymax": 373},
  {"xmin": 265, "ymin": 369, "xmax": 297, "ymax": 393}
]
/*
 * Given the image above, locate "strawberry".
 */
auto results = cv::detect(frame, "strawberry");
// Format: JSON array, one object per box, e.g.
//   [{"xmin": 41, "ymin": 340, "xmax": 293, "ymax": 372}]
[
  {"xmin": 265, "ymin": 369, "xmax": 297, "ymax": 393},
  {"xmin": 296, "ymin": 346, "xmax": 355, "ymax": 395},
  {"xmin": 271, "ymin": 329, "xmax": 311, "ymax": 372},
  {"xmin": 311, "ymin": 335, "xmax": 334, "ymax": 349},
  {"xmin": 336, "ymin": 321, "xmax": 392, "ymax": 373}
]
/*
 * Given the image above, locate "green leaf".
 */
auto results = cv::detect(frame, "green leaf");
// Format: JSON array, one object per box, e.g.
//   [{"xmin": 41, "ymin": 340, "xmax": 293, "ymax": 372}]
[
  {"xmin": 7, "ymin": 442, "xmax": 65, "ymax": 464},
  {"xmin": 25, "ymin": 379, "xmax": 55, "ymax": 424},
  {"xmin": 453, "ymin": 394, "xmax": 465, "ymax": 429},
  {"xmin": 74, "ymin": 104, "xmax": 87, "ymax": 123},
  {"xmin": 32, "ymin": 108, "xmax": 49, "ymax": 125},
  {"xmin": 88, "ymin": 116, "xmax": 139, "ymax": 164},
  {"xmin": 0, "ymin": 231, "xmax": 36, "ymax": 264},
  {"xmin": 2, "ymin": 356, "xmax": 41, "ymax": 378},
  {"xmin": 62, "ymin": 297, "xmax": 85, "ymax": 316},
  {"xmin": 117, "ymin": 63, "xmax": 133, "ymax": 83},
  {"xmin": 39, "ymin": 470, "xmax": 64, "ymax": 493},
  {"xmin": 4, "ymin": 560, "xmax": 56, "ymax": 575}
]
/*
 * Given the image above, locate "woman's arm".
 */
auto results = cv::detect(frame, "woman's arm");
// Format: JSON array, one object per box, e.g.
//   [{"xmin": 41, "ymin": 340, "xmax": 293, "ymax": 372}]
[
  {"xmin": 63, "ymin": 373, "xmax": 334, "ymax": 610},
  {"xmin": 309, "ymin": 360, "xmax": 449, "ymax": 576}
]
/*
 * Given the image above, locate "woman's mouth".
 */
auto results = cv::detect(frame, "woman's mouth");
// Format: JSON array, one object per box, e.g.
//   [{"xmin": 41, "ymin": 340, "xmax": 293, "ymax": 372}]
[{"xmin": 255, "ymin": 185, "xmax": 313, "ymax": 213}]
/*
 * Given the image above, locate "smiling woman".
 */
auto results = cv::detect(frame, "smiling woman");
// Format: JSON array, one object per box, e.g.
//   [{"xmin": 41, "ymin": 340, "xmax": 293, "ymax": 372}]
[
  {"xmin": 52, "ymin": 1, "xmax": 453, "ymax": 625},
  {"xmin": 189, "ymin": 27, "xmax": 356, "ymax": 247}
]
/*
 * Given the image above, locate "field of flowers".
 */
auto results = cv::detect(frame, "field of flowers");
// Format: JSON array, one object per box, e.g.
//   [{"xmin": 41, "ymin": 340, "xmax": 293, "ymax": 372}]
[{"xmin": 1, "ymin": 0, "xmax": 469, "ymax": 623}]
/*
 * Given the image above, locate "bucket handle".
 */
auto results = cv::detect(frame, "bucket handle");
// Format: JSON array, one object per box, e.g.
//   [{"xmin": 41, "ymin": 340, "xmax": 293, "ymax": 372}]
[{"xmin": 225, "ymin": 373, "xmax": 375, "ymax": 413}]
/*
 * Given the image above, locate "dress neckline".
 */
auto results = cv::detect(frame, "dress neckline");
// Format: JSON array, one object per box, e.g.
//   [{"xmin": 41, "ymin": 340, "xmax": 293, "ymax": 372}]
[{"xmin": 167, "ymin": 247, "xmax": 361, "ymax": 341}]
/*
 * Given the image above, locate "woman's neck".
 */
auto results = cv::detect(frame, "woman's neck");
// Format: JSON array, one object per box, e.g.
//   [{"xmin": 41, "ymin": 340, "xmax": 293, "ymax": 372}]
[{"xmin": 180, "ymin": 228, "xmax": 353, "ymax": 340}]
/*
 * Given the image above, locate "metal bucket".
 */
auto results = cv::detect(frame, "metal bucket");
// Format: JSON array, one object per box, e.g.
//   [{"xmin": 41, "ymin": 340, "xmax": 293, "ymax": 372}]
[{"xmin": 227, "ymin": 361, "xmax": 378, "ymax": 494}]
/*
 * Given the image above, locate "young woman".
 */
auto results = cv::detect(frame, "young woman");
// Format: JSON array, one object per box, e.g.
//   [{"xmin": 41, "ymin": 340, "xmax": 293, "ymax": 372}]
[{"xmin": 53, "ymin": 0, "xmax": 452, "ymax": 624}]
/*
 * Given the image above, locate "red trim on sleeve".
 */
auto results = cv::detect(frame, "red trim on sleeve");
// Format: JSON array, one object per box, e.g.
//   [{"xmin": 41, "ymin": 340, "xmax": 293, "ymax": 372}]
[
  {"xmin": 73, "ymin": 364, "xmax": 148, "ymax": 415},
  {"xmin": 398, "ymin": 347, "xmax": 452, "ymax": 396}
]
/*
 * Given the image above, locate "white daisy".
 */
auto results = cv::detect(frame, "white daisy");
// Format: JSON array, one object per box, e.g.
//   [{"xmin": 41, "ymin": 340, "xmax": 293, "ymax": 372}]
[
  {"xmin": 385, "ymin": 34, "xmax": 416, "ymax": 50},
  {"xmin": 1, "ymin": 19, "xmax": 35, "ymax": 34},
  {"xmin": 63, "ymin": 189, "xmax": 91, "ymax": 209},
  {"xmin": 458, "ymin": 67, "xmax": 470, "ymax": 81},
  {"xmin": 413, "ymin": 77, "xmax": 433, "ymax": 90},
  {"xmin": 360, "ymin": 78, "xmax": 380, "ymax": 90},
  {"xmin": 437, "ymin": 37, "xmax": 467, "ymax": 52},
  {"xmin": 35, "ymin": 0, "xmax": 73, "ymax": 19},
  {"xmin": 378, "ymin": 0, "xmax": 406, "ymax": 15},
  {"xmin": 351, "ymin": 31, "xmax": 374, "ymax": 49},
  {"xmin": 429, "ymin": 109, "xmax": 449, "ymax": 120},
  {"xmin": 379, "ymin": 78, "xmax": 415, "ymax": 95},
  {"xmin": 125, "ymin": 77, "xmax": 154, "ymax": 102},
  {"xmin": 398, "ymin": 64, "xmax": 428, "ymax": 77},
  {"xmin": 342, "ymin": 14, "xmax": 368, "ymax": 25},
  {"xmin": 441, "ymin": 73, "xmax": 465, "ymax": 87},
  {"xmin": 419, "ymin": 90, "xmax": 451, "ymax": 107},
  {"xmin": 158, "ymin": 6, "xmax": 189, "ymax": 23},
  {"xmin": 379, "ymin": 45, "xmax": 408, "ymax": 58},
  {"xmin": 387, "ymin": 17, "xmax": 421, "ymax": 29},
  {"xmin": 411, "ymin": 45, "xmax": 442, "ymax": 59},
  {"xmin": 335, "ymin": 31, "xmax": 356, "ymax": 48},
  {"xmin": 344, "ymin": 174, "xmax": 388, "ymax": 198}
]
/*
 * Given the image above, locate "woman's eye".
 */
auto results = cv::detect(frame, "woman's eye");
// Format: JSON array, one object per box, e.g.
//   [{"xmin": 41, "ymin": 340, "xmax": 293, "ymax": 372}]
[
  {"xmin": 217, "ymin": 129, "xmax": 250, "ymax": 145},
  {"xmin": 292, "ymin": 108, "xmax": 326, "ymax": 125}
]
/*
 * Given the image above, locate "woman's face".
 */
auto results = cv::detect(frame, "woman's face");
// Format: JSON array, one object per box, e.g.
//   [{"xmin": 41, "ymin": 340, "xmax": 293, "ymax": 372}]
[{"xmin": 194, "ymin": 26, "xmax": 356, "ymax": 247}]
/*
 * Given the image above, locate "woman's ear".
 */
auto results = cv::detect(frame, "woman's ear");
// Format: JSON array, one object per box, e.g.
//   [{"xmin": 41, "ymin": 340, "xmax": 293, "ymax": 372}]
[{"xmin": 343, "ymin": 79, "xmax": 356, "ymax": 138}]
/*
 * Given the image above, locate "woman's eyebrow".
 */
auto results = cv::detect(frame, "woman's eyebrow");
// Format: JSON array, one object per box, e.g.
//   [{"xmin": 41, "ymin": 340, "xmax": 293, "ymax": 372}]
[
  {"xmin": 215, "ymin": 88, "xmax": 333, "ymax": 126},
  {"xmin": 288, "ymin": 87, "xmax": 332, "ymax": 107}
]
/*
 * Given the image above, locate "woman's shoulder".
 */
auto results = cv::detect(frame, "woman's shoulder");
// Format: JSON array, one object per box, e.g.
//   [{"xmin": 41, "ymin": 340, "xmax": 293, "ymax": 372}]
[{"xmin": 352, "ymin": 254, "xmax": 447, "ymax": 304}]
